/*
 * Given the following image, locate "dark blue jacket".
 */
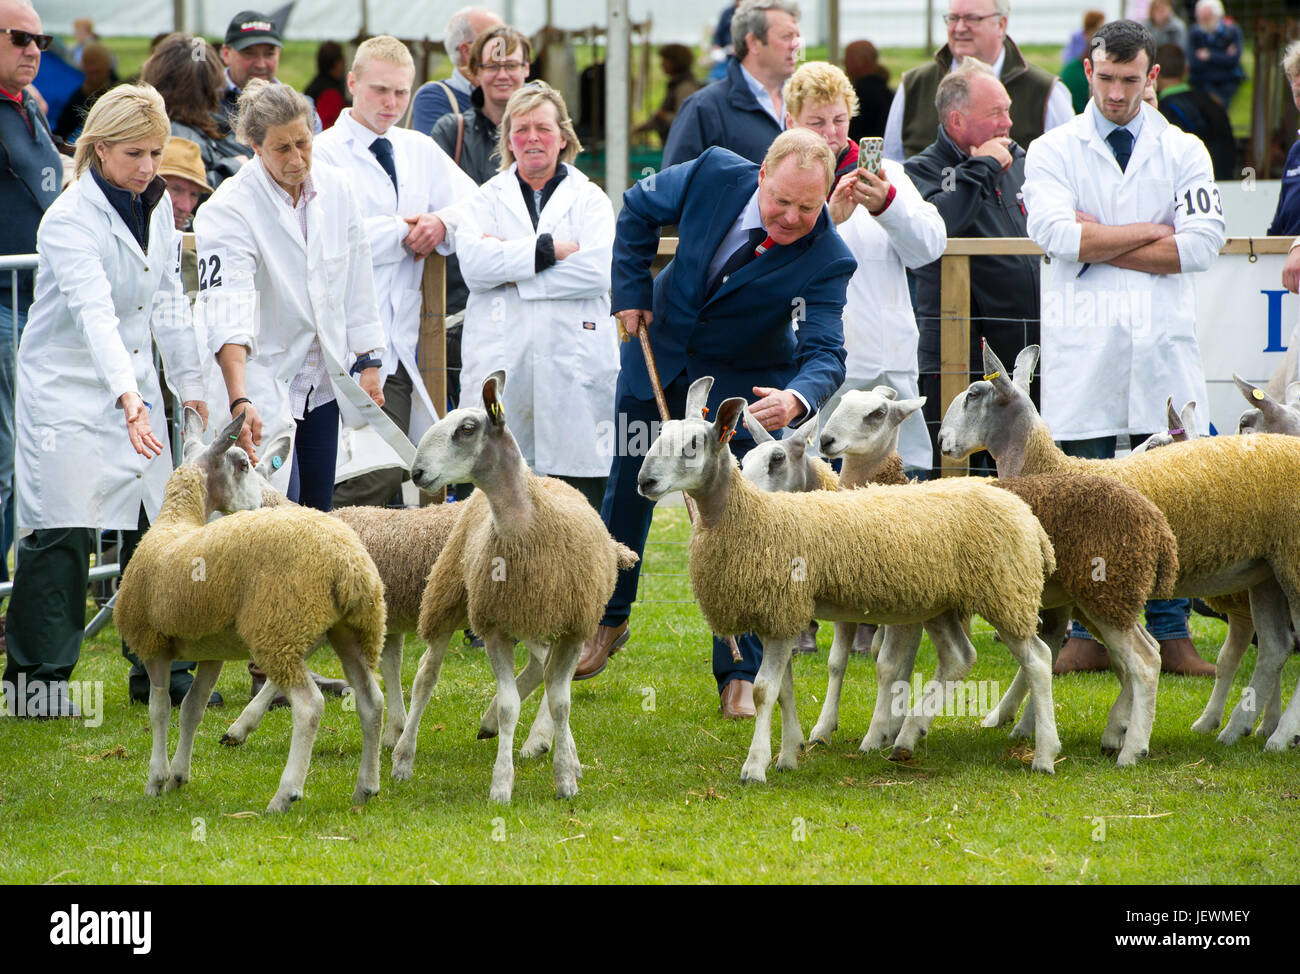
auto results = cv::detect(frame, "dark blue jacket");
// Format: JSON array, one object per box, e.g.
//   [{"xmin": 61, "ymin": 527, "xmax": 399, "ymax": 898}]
[
  {"xmin": 0, "ymin": 91, "xmax": 61, "ymax": 308},
  {"xmin": 612, "ymin": 146, "xmax": 855, "ymax": 423},
  {"xmin": 661, "ymin": 58, "xmax": 782, "ymax": 168},
  {"xmin": 411, "ymin": 78, "xmax": 474, "ymax": 136},
  {"xmin": 1188, "ymin": 22, "xmax": 1246, "ymax": 91},
  {"xmin": 1269, "ymin": 137, "xmax": 1300, "ymax": 236}
]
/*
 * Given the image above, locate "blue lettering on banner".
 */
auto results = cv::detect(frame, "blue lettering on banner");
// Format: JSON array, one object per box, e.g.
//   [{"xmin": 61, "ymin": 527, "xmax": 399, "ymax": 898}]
[{"xmin": 1261, "ymin": 289, "xmax": 1290, "ymax": 353}]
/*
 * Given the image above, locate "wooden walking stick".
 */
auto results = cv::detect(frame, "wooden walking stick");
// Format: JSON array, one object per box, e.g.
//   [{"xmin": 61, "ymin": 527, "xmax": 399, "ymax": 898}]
[{"xmin": 628, "ymin": 318, "xmax": 744, "ymax": 664}]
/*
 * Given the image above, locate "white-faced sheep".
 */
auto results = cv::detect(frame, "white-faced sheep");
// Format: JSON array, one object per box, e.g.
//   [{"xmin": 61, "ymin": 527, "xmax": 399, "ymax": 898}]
[
  {"xmin": 1129, "ymin": 398, "xmax": 1199, "ymax": 454},
  {"xmin": 818, "ymin": 388, "xmax": 1180, "ymax": 766},
  {"xmin": 391, "ymin": 372, "xmax": 637, "ymax": 803},
  {"xmin": 639, "ymin": 378, "xmax": 1060, "ymax": 779},
  {"xmin": 939, "ymin": 344, "xmax": 1300, "ymax": 752},
  {"xmin": 113, "ymin": 414, "xmax": 387, "ymax": 812}
]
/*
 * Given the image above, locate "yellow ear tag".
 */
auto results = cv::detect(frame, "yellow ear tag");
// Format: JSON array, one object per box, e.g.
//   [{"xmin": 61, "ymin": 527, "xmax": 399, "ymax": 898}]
[
  {"xmin": 1253, "ymin": 388, "xmax": 1265, "ymax": 401},
  {"xmin": 983, "ymin": 370, "xmax": 1001, "ymax": 382},
  {"xmin": 489, "ymin": 401, "xmax": 504, "ymax": 421}
]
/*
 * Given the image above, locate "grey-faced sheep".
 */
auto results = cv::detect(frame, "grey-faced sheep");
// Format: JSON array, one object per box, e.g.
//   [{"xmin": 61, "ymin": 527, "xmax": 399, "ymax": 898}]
[
  {"xmin": 113, "ymin": 414, "xmax": 387, "ymax": 812},
  {"xmin": 391, "ymin": 371, "xmax": 637, "ymax": 803},
  {"xmin": 639, "ymin": 379, "xmax": 1061, "ymax": 779},
  {"xmin": 819, "ymin": 388, "xmax": 1180, "ymax": 766},
  {"xmin": 939, "ymin": 343, "xmax": 1300, "ymax": 752},
  {"xmin": 1129, "ymin": 398, "xmax": 1199, "ymax": 454}
]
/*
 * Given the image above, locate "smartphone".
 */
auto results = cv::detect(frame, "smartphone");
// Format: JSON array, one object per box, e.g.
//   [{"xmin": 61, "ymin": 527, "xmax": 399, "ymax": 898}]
[{"xmin": 859, "ymin": 136, "xmax": 884, "ymax": 175}]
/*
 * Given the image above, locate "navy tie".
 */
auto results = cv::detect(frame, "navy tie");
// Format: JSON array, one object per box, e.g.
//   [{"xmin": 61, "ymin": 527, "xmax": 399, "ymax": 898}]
[
  {"xmin": 370, "ymin": 137, "xmax": 398, "ymax": 195},
  {"xmin": 1106, "ymin": 127, "xmax": 1133, "ymax": 173},
  {"xmin": 708, "ymin": 227, "xmax": 769, "ymax": 298}
]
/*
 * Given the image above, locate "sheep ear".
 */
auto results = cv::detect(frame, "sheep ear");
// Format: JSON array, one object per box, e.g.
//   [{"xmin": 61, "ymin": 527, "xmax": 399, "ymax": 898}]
[
  {"xmin": 980, "ymin": 342, "xmax": 1016, "ymax": 401},
  {"xmin": 1012, "ymin": 345, "xmax": 1039, "ymax": 394},
  {"xmin": 1178, "ymin": 401, "xmax": 1198, "ymax": 435},
  {"xmin": 211, "ymin": 411, "xmax": 245, "ymax": 456},
  {"xmin": 892, "ymin": 396, "xmax": 926, "ymax": 421},
  {"xmin": 742, "ymin": 405, "xmax": 774, "ymax": 443},
  {"xmin": 713, "ymin": 397, "xmax": 746, "ymax": 447},
  {"xmin": 1233, "ymin": 373, "xmax": 1273, "ymax": 408},
  {"xmin": 798, "ymin": 413, "xmax": 820, "ymax": 451},
  {"xmin": 1164, "ymin": 397, "xmax": 1178, "ymax": 430},
  {"xmin": 182, "ymin": 406, "xmax": 207, "ymax": 462},
  {"xmin": 871, "ymin": 385, "xmax": 898, "ymax": 401},
  {"xmin": 257, "ymin": 435, "xmax": 292, "ymax": 478},
  {"xmin": 685, "ymin": 376, "xmax": 714, "ymax": 419},
  {"xmin": 1286, "ymin": 381, "xmax": 1300, "ymax": 407},
  {"xmin": 482, "ymin": 371, "xmax": 507, "ymax": 429},
  {"xmin": 981, "ymin": 340, "xmax": 1007, "ymax": 380}
]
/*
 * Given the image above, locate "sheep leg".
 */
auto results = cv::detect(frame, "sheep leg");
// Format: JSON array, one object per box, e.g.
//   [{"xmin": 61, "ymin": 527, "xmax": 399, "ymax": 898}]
[
  {"xmin": 380, "ymin": 630, "xmax": 407, "ymax": 749},
  {"xmin": 861, "ymin": 623, "xmax": 922, "ymax": 751},
  {"xmin": 483, "ymin": 634, "xmax": 521, "ymax": 803},
  {"xmin": 809, "ymin": 621, "xmax": 854, "ymax": 746},
  {"xmin": 1222, "ymin": 580, "xmax": 1291, "ymax": 745},
  {"xmin": 774, "ymin": 655, "xmax": 805, "ymax": 771},
  {"xmin": 1259, "ymin": 681, "xmax": 1284, "ymax": 740},
  {"xmin": 1262, "ymin": 596, "xmax": 1300, "ymax": 751},
  {"xmin": 144, "ymin": 654, "xmax": 176, "ymax": 797},
  {"xmin": 1002, "ymin": 606, "xmax": 1071, "ymax": 738},
  {"xmin": 221, "ymin": 673, "xmax": 281, "ymax": 745},
  {"xmin": 741, "ymin": 636, "xmax": 795, "ymax": 784},
  {"xmin": 268, "ymin": 673, "xmax": 325, "ymax": 813},
  {"xmin": 541, "ymin": 638, "xmax": 582, "ymax": 798},
  {"xmin": 170, "ymin": 660, "xmax": 224, "ymax": 787},
  {"xmin": 892, "ymin": 611, "xmax": 975, "ymax": 761},
  {"xmin": 1097, "ymin": 622, "xmax": 1158, "ymax": 766},
  {"xmin": 518, "ymin": 647, "xmax": 558, "ymax": 757},
  {"xmin": 1005, "ymin": 633, "xmax": 1059, "ymax": 773},
  {"xmin": 331, "ymin": 627, "xmax": 385, "ymax": 804},
  {"xmin": 1096, "ymin": 623, "xmax": 1133, "ymax": 757},
  {"xmin": 390, "ymin": 631, "xmax": 453, "ymax": 781},
  {"xmin": 480, "ymin": 644, "xmax": 546, "ymax": 740},
  {"xmin": 1192, "ymin": 608, "xmax": 1254, "ymax": 734}
]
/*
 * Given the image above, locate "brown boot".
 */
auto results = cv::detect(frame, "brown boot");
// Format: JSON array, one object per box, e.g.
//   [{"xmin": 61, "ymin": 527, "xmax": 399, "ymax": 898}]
[
  {"xmin": 851, "ymin": 623, "xmax": 877, "ymax": 656},
  {"xmin": 1158, "ymin": 637, "xmax": 1216, "ymax": 676},
  {"xmin": 794, "ymin": 621, "xmax": 819, "ymax": 654},
  {"xmin": 719, "ymin": 679, "xmax": 755, "ymax": 719},
  {"xmin": 574, "ymin": 622, "xmax": 630, "ymax": 680},
  {"xmin": 1054, "ymin": 636, "xmax": 1112, "ymax": 674}
]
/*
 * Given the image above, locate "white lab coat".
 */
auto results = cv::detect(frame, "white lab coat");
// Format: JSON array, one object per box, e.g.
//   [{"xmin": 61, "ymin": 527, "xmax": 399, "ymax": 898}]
[
  {"xmin": 453, "ymin": 163, "xmax": 617, "ymax": 478},
  {"xmin": 1023, "ymin": 101, "xmax": 1226, "ymax": 440},
  {"xmin": 312, "ymin": 110, "xmax": 477, "ymax": 443},
  {"xmin": 16, "ymin": 171, "xmax": 205, "ymax": 531},
  {"xmin": 193, "ymin": 157, "xmax": 409, "ymax": 490},
  {"xmin": 830, "ymin": 159, "xmax": 946, "ymax": 470}
]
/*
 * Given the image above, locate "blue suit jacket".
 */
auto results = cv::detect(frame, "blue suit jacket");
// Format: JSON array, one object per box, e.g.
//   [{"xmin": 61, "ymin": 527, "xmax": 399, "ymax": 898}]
[
  {"xmin": 662, "ymin": 58, "xmax": 782, "ymax": 168},
  {"xmin": 612, "ymin": 147, "xmax": 855, "ymax": 424}
]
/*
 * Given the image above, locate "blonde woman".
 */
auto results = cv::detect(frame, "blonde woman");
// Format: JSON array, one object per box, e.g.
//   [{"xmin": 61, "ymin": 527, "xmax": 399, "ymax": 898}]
[
  {"xmin": 452, "ymin": 81, "xmax": 617, "ymax": 509},
  {"xmin": 5, "ymin": 84, "xmax": 209, "ymax": 715}
]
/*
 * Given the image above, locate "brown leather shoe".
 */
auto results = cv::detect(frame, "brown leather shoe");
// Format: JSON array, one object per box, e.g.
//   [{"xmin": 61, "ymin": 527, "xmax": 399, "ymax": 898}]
[
  {"xmin": 574, "ymin": 622, "xmax": 630, "ymax": 680},
  {"xmin": 1054, "ymin": 636, "xmax": 1112, "ymax": 674},
  {"xmin": 1158, "ymin": 637, "xmax": 1216, "ymax": 676},
  {"xmin": 794, "ymin": 621, "xmax": 819, "ymax": 654},
  {"xmin": 851, "ymin": 623, "xmax": 877, "ymax": 656},
  {"xmin": 719, "ymin": 679, "xmax": 755, "ymax": 719}
]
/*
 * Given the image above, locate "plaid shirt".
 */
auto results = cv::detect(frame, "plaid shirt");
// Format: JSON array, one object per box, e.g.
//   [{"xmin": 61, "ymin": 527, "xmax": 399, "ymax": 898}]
[{"xmin": 259, "ymin": 163, "xmax": 334, "ymax": 419}]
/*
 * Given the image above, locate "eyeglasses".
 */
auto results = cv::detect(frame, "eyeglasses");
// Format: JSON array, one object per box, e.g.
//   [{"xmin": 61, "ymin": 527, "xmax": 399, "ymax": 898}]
[
  {"xmin": 480, "ymin": 60, "xmax": 527, "ymax": 75},
  {"xmin": 4, "ymin": 28, "xmax": 53, "ymax": 51},
  {"xmin": 942, "ymin": 13, "xmax": 1003, "ymax": 26}
]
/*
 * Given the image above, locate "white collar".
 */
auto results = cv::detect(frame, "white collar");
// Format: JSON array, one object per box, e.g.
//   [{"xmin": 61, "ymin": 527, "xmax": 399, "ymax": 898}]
[{"xmin": 338, "ymin": 107, "xmax": 393, "ymax": 147}]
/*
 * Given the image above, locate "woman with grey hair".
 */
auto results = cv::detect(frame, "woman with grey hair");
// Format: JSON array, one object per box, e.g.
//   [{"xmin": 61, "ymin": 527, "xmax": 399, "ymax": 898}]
[
  {"xmin": 450, "ymin": 81, "xmax": 618, "ymax": 509},
  {"xmin": 1188, "ymin": 0, "xmax": 1246, "ymax": 108}
]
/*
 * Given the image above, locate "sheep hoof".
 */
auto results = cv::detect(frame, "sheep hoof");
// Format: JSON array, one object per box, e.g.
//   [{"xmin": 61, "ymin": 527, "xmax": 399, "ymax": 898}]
[
  {"xmin": 489, "ymin": 787, "xmax": 513, "ymax": 804},
  {"xmin": 220, "ymin": 733, "xmax": 242, "ymax": 747},
  {"xmin": 1099, "ymin": 744, "xmax": 1119, "ymax": 758},
  {"xmin": 739, "ymin": 760, "xmax": 767, "ymax": 784},
  {"xmin": 519, "ymin": 740, "xmax": 550, "ymax": 759},
  {"xmin": 352, "ymin": 785, "xmax": 379, "ymax": 804},
  {"xmin": 981, "ymin": 709, "xmax": 1011, "ymax": 729},
  {"xmin": 391, "ymin": 762, "xmax": 413, "ymax": 782},
  {"xmin": 267, "ymin": 791, "xmax": 302, "ymax": 813},
  {"xmin": 555, "ymin": 781, "xmax": 578, "ymax": 800},
  {"xmin": 1031, "ymin": 758, "xmax": 1056, "ymax": 775},
  {"xmin": 1216, "ymin": 724, "xmax": 1248, "ymax": 746},
  {"xmin": 382, "ymin": 728, "xmax": 404, "ymax": 749},
  {"xmin": 144, "ymin": 776, "xmax": 166, "ymax": 797},
  {"xmin": 1190, "ymin": 716, "xmax": 1219, "ymax": 735},
  {"xmin": 477, "ymin": 726, "xmax": 499, "ymax": 740},
  {"xmin": 172, "ymin": 772, "xmax": 190, "ymax": 787},
  {"xmin": 889, "ymin": 746, "xmax": 913, "ymax": 763},
  {"xmin": 775, "ymin": 752, "xmax": 799, "ymax": 771}
]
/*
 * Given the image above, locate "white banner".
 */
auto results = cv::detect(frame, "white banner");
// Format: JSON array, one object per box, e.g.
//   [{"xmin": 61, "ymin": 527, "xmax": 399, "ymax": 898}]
[{"xmin": 1194, "ymin": 253, "xmax": 1298, "ymax": 434}]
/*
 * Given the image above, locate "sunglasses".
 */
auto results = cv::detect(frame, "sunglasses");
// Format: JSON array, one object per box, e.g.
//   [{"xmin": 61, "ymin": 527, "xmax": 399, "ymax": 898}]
[{"xmin": 4, "ymin": 28, "xmax": 53, "ymax": 51}]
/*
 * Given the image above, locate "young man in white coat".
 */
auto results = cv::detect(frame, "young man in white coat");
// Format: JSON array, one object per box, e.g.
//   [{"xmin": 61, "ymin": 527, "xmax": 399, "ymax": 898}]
[
  {"xmin": 316, "ymin": 35, "xmax": 477, "ymax": 507},
  {"xmin": 1023, "ymin": 18, "xmax": 1224, "ymax": 676}
]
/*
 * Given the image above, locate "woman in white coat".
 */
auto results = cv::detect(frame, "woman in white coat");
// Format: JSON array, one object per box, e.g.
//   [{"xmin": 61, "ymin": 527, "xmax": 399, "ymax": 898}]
[
  {"xmin": 195, "ymin": 79, "xmax": 394, "ymax": 513},
  {"xmin": 452, "ymin": 81, "xmax": 618, "ymax": 509},
  {"xmin": 785, "ymin": 63, "xmax": 946, "ymax": 477},
  {"xmin": 5, "ymin": 84, "xmax": 208, "ymax": 716}
]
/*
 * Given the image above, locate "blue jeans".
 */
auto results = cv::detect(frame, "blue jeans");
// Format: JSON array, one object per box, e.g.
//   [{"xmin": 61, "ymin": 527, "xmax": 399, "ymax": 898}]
[
  {"xmin": 0, "ymin": 301, "xmax": 26, "ymax": 585},
  {"xmin": 286, "ymin": 398, "xmax": 340, "ymax": 512},
  {"xmin": 1060, "ymin": 435, "xmax": 1190, "ymax": 641}
]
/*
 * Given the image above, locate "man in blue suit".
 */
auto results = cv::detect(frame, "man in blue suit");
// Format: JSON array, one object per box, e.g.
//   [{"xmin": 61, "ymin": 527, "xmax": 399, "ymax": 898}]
[{"xmin": 575, "ymin": 129, "xmax": 856, "ymax": 718}]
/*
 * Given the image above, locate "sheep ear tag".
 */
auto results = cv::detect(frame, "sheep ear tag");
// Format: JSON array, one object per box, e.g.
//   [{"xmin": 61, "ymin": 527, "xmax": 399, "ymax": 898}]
[{"xmin": 714, "ymin": 397, "xmax": 746, "ymax": 446}]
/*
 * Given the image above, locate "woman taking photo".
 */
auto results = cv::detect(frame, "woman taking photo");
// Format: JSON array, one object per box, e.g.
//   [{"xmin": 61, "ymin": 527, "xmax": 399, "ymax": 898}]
[
  {"xmin": 4, "ymin": 84, "xmax": 209, "ymax": 715},
  {"xmin": 452, "ymin": 81, "xmax": 618, "ymax": 510},
  {"xmin": 195, "ymin": 78, "xmax": 392, "ymax": 513}
]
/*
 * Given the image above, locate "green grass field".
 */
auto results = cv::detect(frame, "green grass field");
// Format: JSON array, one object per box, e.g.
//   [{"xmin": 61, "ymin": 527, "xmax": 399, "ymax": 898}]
[{"xmin": 2, "ymin": 504, "xmax": 1298, "ymax": 885}]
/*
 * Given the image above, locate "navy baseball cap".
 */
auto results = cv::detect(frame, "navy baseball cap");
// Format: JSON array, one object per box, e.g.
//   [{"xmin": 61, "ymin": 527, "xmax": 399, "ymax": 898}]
[{"xmin": 224, "ymin": 10, "xmax": 283, "ymax": 50}]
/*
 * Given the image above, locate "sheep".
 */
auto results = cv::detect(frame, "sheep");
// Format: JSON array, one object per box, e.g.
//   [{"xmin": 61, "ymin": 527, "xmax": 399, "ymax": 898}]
[
  {"xmin": 1129, "ymin": 398, "xmax": 1199, "ymax": 454},
  {"xmin": 638, "ymin": 377, "xmax": 1061, "ymax": 779},
  {"xmin": 1237, "ymin": 374, "xmax": 1300, "ymax": 437},
  {"xmin": 818, "ymin": 389, "xmax": 1180, "ymax": 765},
  {"xmin": 390, "ymin": 371, "xmax": 638, "ymax": 803},
  {"xmin": 113, "ymin": 413, "xmax": 387, "ymax": 812},
  {"xmin": 939, "ymin": 343, "xmax": 1300, "ymax": 751}
]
